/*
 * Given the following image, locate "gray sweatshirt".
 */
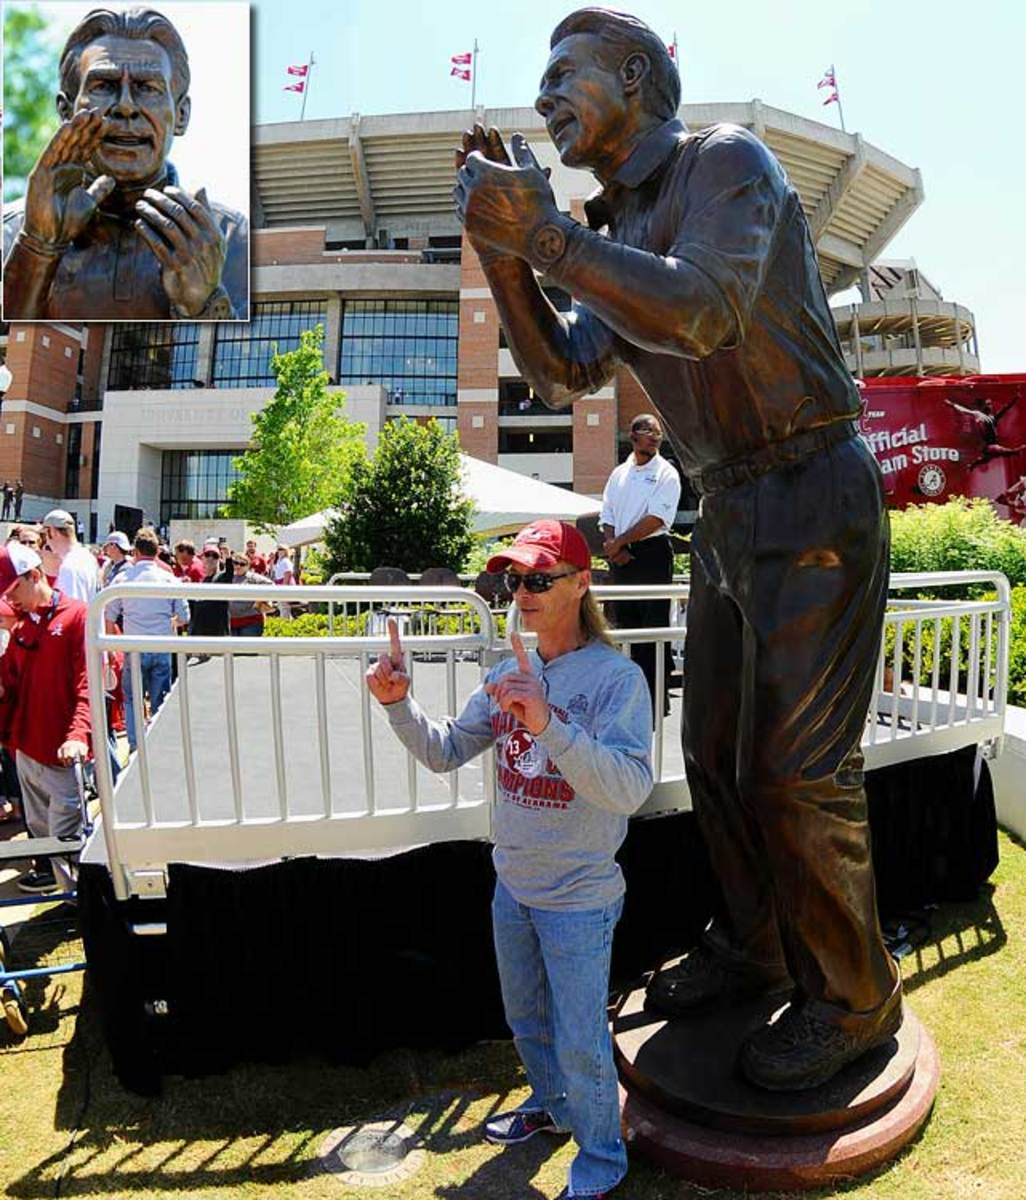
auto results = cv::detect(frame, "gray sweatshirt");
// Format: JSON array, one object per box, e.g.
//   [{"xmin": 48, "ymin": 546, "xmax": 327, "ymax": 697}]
[{"xmin": 384, "ymin": 639, "xmax": 653, "ymax": 910}]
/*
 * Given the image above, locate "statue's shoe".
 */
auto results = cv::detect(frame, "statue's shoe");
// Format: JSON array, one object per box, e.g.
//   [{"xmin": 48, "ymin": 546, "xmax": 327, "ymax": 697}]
[
  {"xmin": 739, "ymin": 987, "xmax": 903, "ymax": 1091},
  {"xmin": 644, "ymin": 942, "xmax": 792, "ymax": 1017}
]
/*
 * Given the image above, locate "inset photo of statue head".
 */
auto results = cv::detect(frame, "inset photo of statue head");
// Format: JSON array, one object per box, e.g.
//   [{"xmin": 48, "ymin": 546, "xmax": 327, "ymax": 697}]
[{"xmin": 2, "ymin": 2, "xmax": 250, "ymax": 322}]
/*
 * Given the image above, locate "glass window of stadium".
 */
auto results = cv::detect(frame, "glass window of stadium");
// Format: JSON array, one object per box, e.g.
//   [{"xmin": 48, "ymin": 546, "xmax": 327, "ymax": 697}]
[
  {"xmin": 108, "ymin": 324, "xmax": 200, "ymax": 390},
  {"xmin": 160, "ymin": 450, "xmax": 241, "ymax": 526},
  {"xmin": 340, "ymin": 299, "xmax": 457, "ymax": 406},
  {"xmin": 213, "ymin": 301, "xmax": 327, "ymax": 387}
]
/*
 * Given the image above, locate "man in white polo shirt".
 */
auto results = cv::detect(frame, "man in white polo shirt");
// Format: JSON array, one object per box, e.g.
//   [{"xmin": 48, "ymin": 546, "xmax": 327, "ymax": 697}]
[
  {"xmin": 42, "ymin": 508, "xmax": 98, "ymax": 601},
  {"xmin": 600, "ymin": 413, "xmax": 681, "ymax": 719}
]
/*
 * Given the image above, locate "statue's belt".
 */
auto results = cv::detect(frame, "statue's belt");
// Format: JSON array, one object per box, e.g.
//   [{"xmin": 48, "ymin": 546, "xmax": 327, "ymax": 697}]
[{"xmin": 691, "ymin": 420, "xmax": 859, "ymax": 497}]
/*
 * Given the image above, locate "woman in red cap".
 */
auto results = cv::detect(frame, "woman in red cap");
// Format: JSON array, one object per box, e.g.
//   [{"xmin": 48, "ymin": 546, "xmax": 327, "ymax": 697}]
[{"xmin": 367, "ymin": 519, "xmax": 653, "ymax": 1200}]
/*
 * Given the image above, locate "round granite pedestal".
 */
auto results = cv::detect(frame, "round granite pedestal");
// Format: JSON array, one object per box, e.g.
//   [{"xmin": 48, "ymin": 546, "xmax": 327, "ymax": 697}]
[{"xmin": 613, "ymin": 982, "xmax": 939, "ymax": 1191}]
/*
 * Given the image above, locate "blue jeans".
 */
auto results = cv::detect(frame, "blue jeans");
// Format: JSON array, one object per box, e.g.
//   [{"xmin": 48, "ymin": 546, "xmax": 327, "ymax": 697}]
[
  {"xmin": 122, "ymin": 652, "xmax": 172, "ymax": 751},
  {"xmin": 492, "ymin": 880, "xmax": 626, "ymax": 1197}
]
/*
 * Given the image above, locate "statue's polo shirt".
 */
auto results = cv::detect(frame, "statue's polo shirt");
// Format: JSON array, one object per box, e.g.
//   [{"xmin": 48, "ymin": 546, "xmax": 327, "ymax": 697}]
[
  {"xmin": 540, "ymin": 119, "xmax": 860, "ymax": 478},
  {"xmin": 3, "ymin": 164, "xmax": 249, "ymax": 321}
]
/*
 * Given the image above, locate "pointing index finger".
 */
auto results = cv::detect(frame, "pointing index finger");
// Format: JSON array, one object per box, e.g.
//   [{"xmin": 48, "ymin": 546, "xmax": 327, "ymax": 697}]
[
  {"xmin": 510, "ymin": 632, "xmax": 533, "ymax": 675},
  {"xmin": 388, "ymin": 617, "xmax": 403, "ymax": 666}
]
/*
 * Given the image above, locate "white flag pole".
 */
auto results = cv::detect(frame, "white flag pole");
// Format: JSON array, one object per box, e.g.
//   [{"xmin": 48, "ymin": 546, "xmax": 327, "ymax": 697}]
[{"xmin": 300, "ymin": 51, "xmax": 315, "ymax": 121}]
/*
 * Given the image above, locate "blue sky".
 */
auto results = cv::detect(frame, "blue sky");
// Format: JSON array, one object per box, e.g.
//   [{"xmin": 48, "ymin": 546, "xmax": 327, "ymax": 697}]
[
  {"xmin": 28, "ymin": 0, "xmax": 1011, "ymax": 369},
  {"xmin": 248, "ymin": 0, "xmax": 1024, "ymax": 374}
]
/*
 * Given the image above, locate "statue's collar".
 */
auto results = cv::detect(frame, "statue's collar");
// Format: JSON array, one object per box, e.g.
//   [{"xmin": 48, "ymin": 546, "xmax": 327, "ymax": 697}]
[
  {"xmin": 584, "ymin": 120, "xmax": 685, "ymax": 229},
  {"xmin": 96, "ymin": 161, "xmax": 180, "ymax": 217}
]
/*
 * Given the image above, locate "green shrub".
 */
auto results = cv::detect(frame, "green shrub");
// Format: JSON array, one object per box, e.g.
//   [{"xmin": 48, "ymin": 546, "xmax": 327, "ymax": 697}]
[
  {"xmin": 890, "ymin": 497, "xmax": 1026, "ymax": 589},
  {"xmin": 1009, "ymin": 586, "xmax": 1026, "ymax": 708},
  {"xmin": 264, "ymin": 613, "xmax": 331, "ymax": 638}
]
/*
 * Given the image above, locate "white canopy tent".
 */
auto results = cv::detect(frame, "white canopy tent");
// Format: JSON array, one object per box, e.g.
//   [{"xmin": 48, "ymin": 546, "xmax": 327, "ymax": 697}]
[{"xmin": 277, "ymin": 453, "xmax": 602, "ymax": 547}]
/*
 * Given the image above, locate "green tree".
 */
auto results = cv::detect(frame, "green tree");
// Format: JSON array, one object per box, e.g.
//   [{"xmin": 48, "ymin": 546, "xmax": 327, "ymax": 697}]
[
  {"xmin": 3, "ymin": 6, "xmax": 58, "ymax": 203},
  {"xmin": 225, "ymin": 325, "xmax": 366, "ymax": 532},
  {"xmin": 325, "ymin": 417, "xmax": 476, "ymax": 574}
]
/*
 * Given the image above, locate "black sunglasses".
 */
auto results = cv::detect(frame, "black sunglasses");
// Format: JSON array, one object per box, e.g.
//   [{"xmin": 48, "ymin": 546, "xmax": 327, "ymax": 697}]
[{"xmin": 504, "ymin": 570, "xmax": 578, "ymax": 595}]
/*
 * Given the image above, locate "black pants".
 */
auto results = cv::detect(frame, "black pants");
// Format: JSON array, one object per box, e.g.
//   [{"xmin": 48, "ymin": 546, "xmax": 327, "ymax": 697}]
[
  {"xmin": 611, "ymin": 534, "xmax": 675, "ymax": 721},
  {"xmin": 683, "ymin": 436, "xmax": 898, "ymax": 1017}
]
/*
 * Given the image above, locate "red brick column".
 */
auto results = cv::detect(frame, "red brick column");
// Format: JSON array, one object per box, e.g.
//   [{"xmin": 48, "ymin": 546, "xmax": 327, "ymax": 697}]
[
  {"xmin": 0, "ymin": 323, "xmax": 80, "ymax": 499},
  {"xmin": 457, "ymin": 236, "xmax": 499, "ymax": 463},
  {"xmin": 573, "ymin": 397, "xmax": 616, "ymax": 495}
]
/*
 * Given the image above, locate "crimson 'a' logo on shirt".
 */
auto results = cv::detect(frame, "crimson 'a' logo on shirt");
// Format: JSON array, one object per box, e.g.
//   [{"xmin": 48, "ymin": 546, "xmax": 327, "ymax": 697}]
[{"xmin": 50, "ymin": 622, "xmax": 64, "ymax": 637}]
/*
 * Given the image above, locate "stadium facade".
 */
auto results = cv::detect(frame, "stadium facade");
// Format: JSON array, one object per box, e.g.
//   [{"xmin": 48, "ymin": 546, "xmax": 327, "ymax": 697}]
[{"xmin": 0, "ymin": 102, "xmax": 934, "ymax": 541}]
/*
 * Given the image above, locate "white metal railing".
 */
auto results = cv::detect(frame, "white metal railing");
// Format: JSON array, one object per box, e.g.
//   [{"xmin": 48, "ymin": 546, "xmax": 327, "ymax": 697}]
[
  {"xmin": 326, "ymin": 572, "xmax": 478, "ymax": 635},
  {"xmin": 85, "ymin": 572, "xmax": 1010, "ymax": 899},
  {"xmin": 868, "ymin": 571, "xmax": 1011, "ymax": 766},
  {"xmin": 87, "ymin": 583, "xmax": 496, "ymax": 900}
]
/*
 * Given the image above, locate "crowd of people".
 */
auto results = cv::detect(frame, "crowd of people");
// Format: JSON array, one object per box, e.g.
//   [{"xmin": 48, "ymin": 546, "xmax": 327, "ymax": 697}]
[{"xmin": 0, "ymin": 511, "xmax": 298, "ymax": 893}]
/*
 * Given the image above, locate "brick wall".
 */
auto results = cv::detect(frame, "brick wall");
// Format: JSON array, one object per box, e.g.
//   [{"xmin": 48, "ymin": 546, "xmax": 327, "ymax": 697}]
[
  {"xmin": 79, "ymin": 421, "xmax": 99, "ymax": 500},
  {"xmin": 457, "ymin": 235, "xmax": 499, "ymax": 463},
  {"xmin": 616, "ymin": 366, "xmax": 659, "ymax": 436},
  {"xmin": 0, "ymin": 324, "xmax": 79, "ymax": 495},
  {"xmin": 81, "ymin": 327, "xmax": 105, "ymax": 409},
  {"xmin": 572, "ymin": 399, "xmax": 617, "ymax": 495},
  {"xmin": 6, "ymin": 411, "xmax": 65, "ymax": 498},
  {"xmin": 252, "ymin": 227, "xmax": 327, "ymax": 265}
]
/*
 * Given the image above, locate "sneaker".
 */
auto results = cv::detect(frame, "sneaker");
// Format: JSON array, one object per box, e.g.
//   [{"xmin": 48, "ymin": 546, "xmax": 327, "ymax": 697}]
[
  {"xmin": 740, "ymin": 992, "xmax": 903, "ymax": 1091},
  {"xmin": 555, "ymin": 1189, "xmax": 615, "ymax": 1199},
  {"xmin": 17, "ymin": 868, "xmax": 58, "ymax": 894},
  {"xmin": 483, "ymin": 1108, "xmax": 562, "ymax": 1145},
  {"xmin": 645, "ymin": 941, "xmax": 791, "ymax": 1016}
]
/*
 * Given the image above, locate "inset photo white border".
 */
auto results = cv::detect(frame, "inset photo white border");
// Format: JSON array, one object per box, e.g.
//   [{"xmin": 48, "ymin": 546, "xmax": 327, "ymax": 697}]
[{"xmin": 2, "ymin": 1, "xmax": 251, "ymax": 322}]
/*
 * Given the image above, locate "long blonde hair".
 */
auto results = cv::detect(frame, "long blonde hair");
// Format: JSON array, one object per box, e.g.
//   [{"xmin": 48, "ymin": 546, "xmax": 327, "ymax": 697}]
[{"xmin": 579, "ymin": 587, "xmax": 615, "ymax": 648}]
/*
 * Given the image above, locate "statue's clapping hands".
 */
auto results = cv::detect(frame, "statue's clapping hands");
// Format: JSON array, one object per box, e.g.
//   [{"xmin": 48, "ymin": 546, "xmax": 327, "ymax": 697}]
[
  {"xmin": 455, "ymin": 128, "xmax": 560, "ymax": 265},
  {"xmin": 135, "ymin": 185, "xmax": 228, "ymax": 316},
  {"xmin": 23, "ymin": 110, "xmax": 116, "ymax": 249}
]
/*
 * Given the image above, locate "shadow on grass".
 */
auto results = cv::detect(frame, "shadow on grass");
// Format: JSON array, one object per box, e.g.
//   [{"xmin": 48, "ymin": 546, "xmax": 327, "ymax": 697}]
[
  {"xmin": 3, "ymin": 879, "xmax": 1011, "ymax": 1200},
  {"xmin": 6, "ymin": 993, "xmax": 558, "ymax": 1198},
  {"xmin": 896, "ymin": 883, "xmax": 1006, "ymax": 995},
  {"xmin": 0, "ymin": 902, "xmax": 86, "ymax": 1050}
]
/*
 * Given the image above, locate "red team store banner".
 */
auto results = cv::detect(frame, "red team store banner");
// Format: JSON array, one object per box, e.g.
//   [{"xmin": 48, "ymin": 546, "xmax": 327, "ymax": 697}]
[{"xmin": 859, "ymin": 375, "xmax": 1026, "ymax": 525}]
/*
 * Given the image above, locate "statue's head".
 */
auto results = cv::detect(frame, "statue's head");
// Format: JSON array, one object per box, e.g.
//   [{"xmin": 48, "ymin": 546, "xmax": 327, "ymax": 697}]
[
  {"xmin": 57, "ymin": 8, "xmax": 191, "ymax": 187},
  {"xmin": 537, "ymin": 8, "xmax": 680, "ymax": 175}
]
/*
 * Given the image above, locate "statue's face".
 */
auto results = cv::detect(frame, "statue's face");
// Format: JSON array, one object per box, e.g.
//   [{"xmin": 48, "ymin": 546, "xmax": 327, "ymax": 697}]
[
  {"xmin": 67, "ymin": 35, "xmax": 187, "ymax": 186},
  {"xmin": 536, "ymin": 32, "xmax": 628, "ymax": 173}
]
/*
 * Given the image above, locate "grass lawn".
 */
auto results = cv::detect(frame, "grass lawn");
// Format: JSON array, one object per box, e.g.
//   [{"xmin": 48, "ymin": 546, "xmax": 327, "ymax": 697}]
[{"xmin": 1, "ymin": 831, "xmax": 1024, "ymax": 1200}]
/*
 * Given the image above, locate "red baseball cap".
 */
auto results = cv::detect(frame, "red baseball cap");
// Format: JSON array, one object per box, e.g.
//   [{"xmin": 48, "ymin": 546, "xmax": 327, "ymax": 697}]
[
  {"xmin": 486, "ymin": 519, "xmax": 591, "ymax": 574},
  {"xmin": 0, "ymin": 543, "xmax": 42, "ymax": 594}
]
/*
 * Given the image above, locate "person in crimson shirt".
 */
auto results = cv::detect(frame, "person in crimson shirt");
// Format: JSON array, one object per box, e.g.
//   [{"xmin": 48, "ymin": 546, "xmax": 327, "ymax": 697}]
[
  {"xmin": 245, "ymin": 540, "xmax": 268, "ymax": 577},
  {"xmin": 0, "ymin": 542, "xmax": 92, "ymax": 894},
  {"xmin": 174, "ymin": 539, "xmax": 206, "ymax": 583}
]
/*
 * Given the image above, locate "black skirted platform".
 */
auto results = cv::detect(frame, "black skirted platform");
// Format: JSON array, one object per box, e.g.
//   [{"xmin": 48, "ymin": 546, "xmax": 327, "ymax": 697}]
[{"xmin": 78, "ymin": 745, "xmax": 997, "ymax": 1094}]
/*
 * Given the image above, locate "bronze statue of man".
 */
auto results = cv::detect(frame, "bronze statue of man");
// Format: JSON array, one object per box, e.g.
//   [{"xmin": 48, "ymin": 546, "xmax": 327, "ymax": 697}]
[
  {"xmin": 3, "ymin": 7, "xmax": 248, "ymax": 321},
  {"xmin": 455, "ymin": 7, "xmax": 901, "ymax": 1092}
]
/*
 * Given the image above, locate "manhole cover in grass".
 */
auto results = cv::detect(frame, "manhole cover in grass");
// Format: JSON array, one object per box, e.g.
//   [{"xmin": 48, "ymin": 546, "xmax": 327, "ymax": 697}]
[{"xmin": 318, "ymin": 1121, "xmax": 425, "ymax": 1188}]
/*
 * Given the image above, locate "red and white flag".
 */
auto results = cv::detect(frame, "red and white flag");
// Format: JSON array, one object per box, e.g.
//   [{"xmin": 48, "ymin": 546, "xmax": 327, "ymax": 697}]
[
  {"xmin": 667, "ymin": 42, "xmax": 676, "ymax": 62},
  {"xmin": 451, "ymin": 66, "xmax": 471, "ymax": 81},
  {"xmin": 284, "ymin": 80, "xmax": 305, "ymax": 93},
  {"xmin": 451, "ymin": 51, "xmax": 471, "ymax": 65},
  {"xmin": 817, "ymin": 68, "xmax": 835, "ymax": 90},
  {"xmin": 822, "ymin": 89, "xmax": 839, "ymax": 106},
  {"xmin": 287, "ymin": 64, "xmax": 308, "ymax": 77}
]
